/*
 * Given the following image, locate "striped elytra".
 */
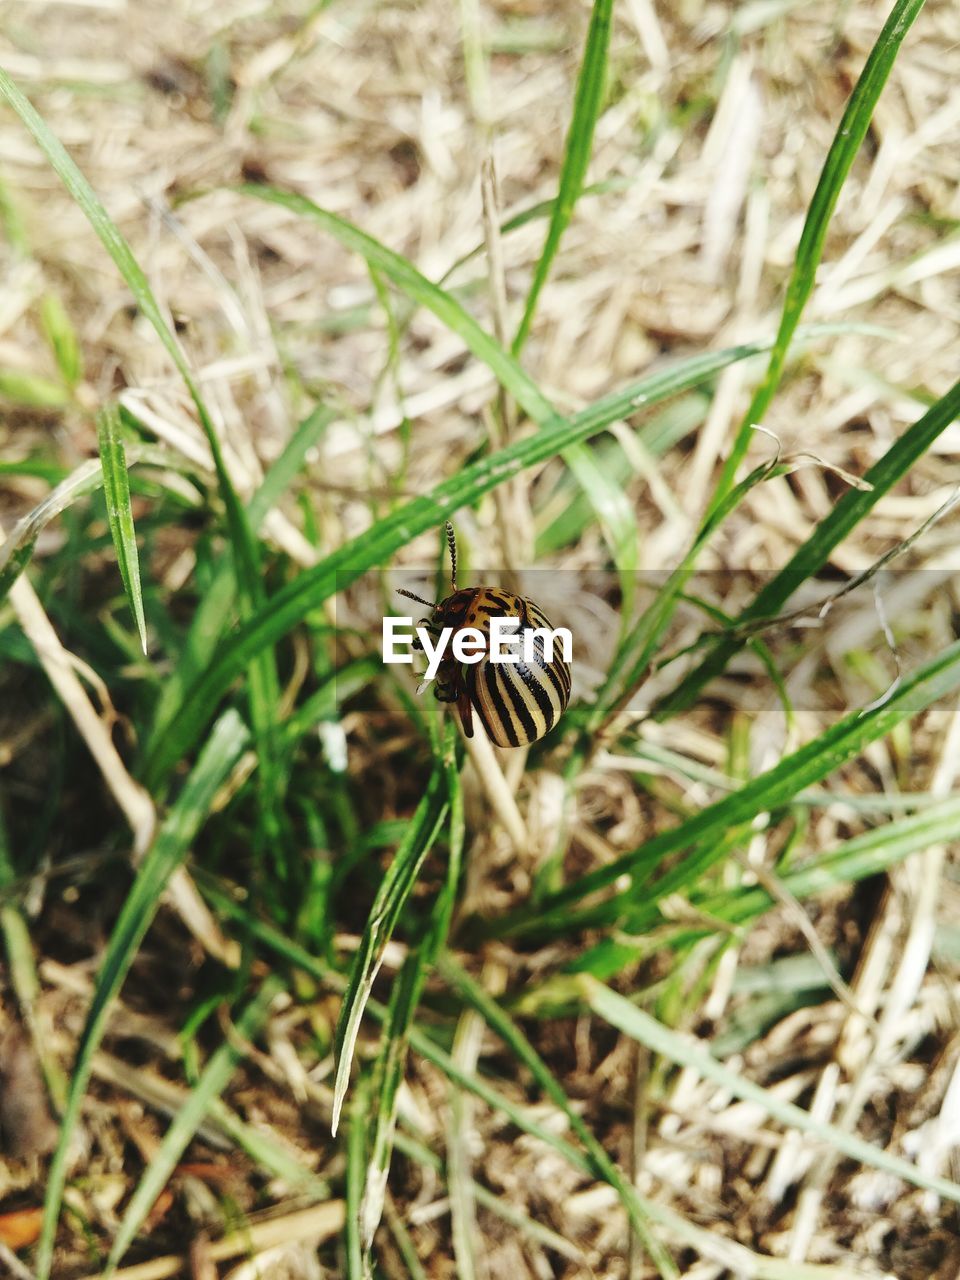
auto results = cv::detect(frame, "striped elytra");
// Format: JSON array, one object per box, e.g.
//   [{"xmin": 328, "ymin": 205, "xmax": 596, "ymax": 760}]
[
  {"xmin": 398, "ymin": 524, "xmax": 571, "ymax": 748},
  {"xmin": 460, "ymin": 588, "xmax": 571, "ymax": 747}
]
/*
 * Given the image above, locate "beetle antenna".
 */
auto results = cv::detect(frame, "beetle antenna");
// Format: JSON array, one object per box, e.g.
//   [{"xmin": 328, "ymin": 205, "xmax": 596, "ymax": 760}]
[
  {"xmin": 398, "ymin": 588, "xmax": 436, "ymax": 608},
  {"xmin": 445, "ymin": 521, "xmax": 458, "ymax": 590}
]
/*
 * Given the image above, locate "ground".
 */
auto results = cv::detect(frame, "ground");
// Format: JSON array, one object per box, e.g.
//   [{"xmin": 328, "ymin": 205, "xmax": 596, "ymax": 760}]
[{"xmin": 2, "ymin": 0, "xmax": 960, "ymax": 1277}]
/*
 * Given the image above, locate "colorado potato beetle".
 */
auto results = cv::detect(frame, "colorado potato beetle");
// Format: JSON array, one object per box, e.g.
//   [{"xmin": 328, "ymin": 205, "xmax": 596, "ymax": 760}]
[{"xmin": 399, "ymin": 523, "xmax": 571, "ymax": 748}]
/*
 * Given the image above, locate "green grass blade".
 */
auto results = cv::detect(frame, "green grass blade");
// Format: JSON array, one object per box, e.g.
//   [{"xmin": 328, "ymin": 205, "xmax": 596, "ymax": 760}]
[
  {"xmin": 0, "ymin": 799, "xmax": 66, "ymax": 1111},
  {"xmin": 147, "ymin": 403, "xmax": 335, "ymax": 758},
  {"xmin": 2, "ymin": 462, "xmax": 96, "ymax": 605},
  {"xmin": 702, "ymin": 795, "xmax": 960, "ymax": 926},
  {"xmin": 0, "ymin": 446, "xmax": 200, "ymax": 608},
  {"xmin": 40, "ymin": 293, "xmax": 82, "ymax": 387},
  {"xmin": 331, "ymin": 767, "xmax": 450, "ymax": 1136},
  {"xmin": 511, "ymin": 0, "xmax": 613, "ymax": 354},
  {"xmin": 207, "ymin": 1096, "xmax": 331, "ymax": 1199},
  {"xmin": 585, "ymin": 457, "xmax": 784, "ymax": 733},
  {"xmin": 439, "ymin": 177, "xmax": 631, "ymax": 288},
  {"xmin": 35, "ymin": 709, "xmax": 250, "ymax": 1280},
  {"xmin": 0, "ymin": 170, "xmax": 30, "ymax": 253},
  {"xmin": 392, "ymin": 1125, "xmax": 584, "ymax": 1265},
  {"xmin": 239, "ymin": 183, "xmax": 561, "ymax": 429},
  {"xmin": 0, "ymin": 367, "xmax": 69, "ymax": 407},
  {"xmin": 360, "ymin": 727, "xmax": 463, "ymax": 1258},
  {"xmin": 104, "ymin": 976, "xmax": 282, "ymax": 1275},
  {"xmin": 97, "ymin": 406, "xmax": 148, "ymax": 655},
  {"xmin": 0, "ymin": 69, "xmax": 184, "ymax": 376},
  {"xmin": 360, "ymin": 954, "xmax": 426, "ymax": 1262},
  {"xmin": 431, "ymin": 738, "xmax": 466, "ymax": 961},
  {"xmin": 346, "ymin": 1075, "xmax": 371, "ymax": 1279},
  {"xmin": 487, "ymin": 635, "xmax": 960, "ymax": 939},
  {"xmin": 439, "ymin": 955, "xmax": 678, "ymax": 1278},
  {"xmin": 239, "ymin": 183, "xmax": 639, "ymax": 617},
  {"xmin": 709, "ymin": 0, "xmax": 927, "ymax": 508},
  {"xmin": 198, "ymin": 877, "xmax": 599, "ymax": 1181},
  {"xmin": 572, "ymin": 796, "xmax": 960, "ymax": 982},
  {"xmin": 579, "ymin": 974, "xmax": 960, "ymax": 1206},
  {"xmin": 0, "ymin": 69, "xmax": 280, "ymax": 828},
  {"xmin": 0, "ymin": 537, "xmax": 39, "ymax": 609},
  {"xmin": 656, "ymin": 375, "xmax": 960, "ymax": 719},
  {"xmin": 382, "ymin": 1194, "xmax": 432, "ymax": 1280},
  {"xmin": 0, "ymin": 72, "xmax": 247, "ymax": 525},
  {"xmin": 143, "ymin": 334, "xmax": 795, "ymax": 786},
  {"xmin": 535, "ymin": 395, "xmax": 708, "ymax": 556},
  {"xmin": 564, "ymin": 440, "xmax": 638, "ymax": 635},
  {"xmin": 0, "ymin": 803, "xmax": 38, "ymax": 1011}
]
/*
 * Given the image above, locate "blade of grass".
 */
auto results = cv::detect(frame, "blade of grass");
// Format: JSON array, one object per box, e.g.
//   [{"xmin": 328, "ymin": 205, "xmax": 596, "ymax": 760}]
[
  {"xmin": 584, "ymin": 456, "xmax": 786, "ymax": 737},
  {"xmin": 569, "ymin": 795, "xmax": 960, "ymax": 983},
  {"xmin": 578, "ymin": 974, "xmax": 960, "ymax": 1206},
  {"xmin": 0, "ymin": 366, "xmax": 69, "ymax": 407},
  {"xmin": 199, "ymin": 875, "xmax": 615, "ymax": 1174},
  {"xmin": 206, "ymin": 1095, "xmax": 331, "ymax": 1199},
  {"xmin": 440, "ymin": 176, "xmax": 633, "ymax": 286},
  {"xmin": 0, "ymin": 170, "xmax": 30, "ymax": 253},
  {"xmin": 708, "ymin": 0, "xmax": 927, "ymax": 511},
  {"xmin": 284, "ymin": 180, "xmax": 637, "ymax": 576},
  {"xmin": 0, "ymin": 801, "xmax": 39, "ymax": 1012},
  {"xmin": 0, "ymin": 445, "xmax": 201, "ymax": 608},
  {"xmin": 0, "ymin": 539, "xmax": 40, "ymax": 619},
  {"xmin": 447, "ymin": 1018, "xmax": 481, "ymax": 1280},
  {"xmin": 438, "ymin": 954, "xmax": 679, "ymax": 1279},
  {"xmin": 360, "ymin": 955, "xmax": 427, "ymax": 1262},
  {"xmin": 0, "ymin": 798, "xmax": 67, "ymax": 1111},
  {"xmin": 144, "ymin": 332, "xmax": 819, "ymax": 787},
  {"xmin": 0, "ymin": 71, "xmax": 258, "ymax": 583},
  {"xmin": 35, "ymin": 708, "xmax": 250, "ymax": 1280},
  {"xmin": 382, "ymin": 1195, "xmax": 430, "ymax": 1280},
  {"xmin": 147, "ymin": 402, "xmax": 336, "ymax": 753},
  {"xmin": 238, "ymin": 183, "xmax": 562, "ymax": 430},
  {"xmin": 494, "ymin": 0, "xmax": 636, "ymax": 595},
  {"xmin": 360, "ymin": 728, "xmax": 463, "ymax": 1259},
  {"xmin": 655, "ymin": 375, "xmax": 960, "ymax": 719},
  {"xmin": 0, "ymin": 69, "xmax": 285, "ymax": 856},
  {"xmin": 511, "ymin": 0, "xmax": 612, "ymax": 354},
  {"xmin": 483, "ymin": 634, "xmax": 960, "ymax": 939},
  {"xmin": 40, "ymin": 293, "xmax": 82, "ymax": 388},
  {"xmin": 392, "ymin": 1127, "xmax": 584, "ymax": 1265},
  {"xmin": 93, "ymin": 1033, "xmax": 331, "ymax": 1190},
  {"xmin": 566, "ymin": 440, "xmax": 639, "ymax": 638},
  {"xmin": 215, "ymin": 888, "xmax": 626, "ymax": 1221},
  {"xmin": 346, "ymin": 1074, "xmax": 371, "ymax": 1279},
  {"xmin": 331, "ymin": 764, "xmax": 450, "ymax": 1136},
  {"xmin": 535, "ymin": 395, "xmax": 709, "ymax": 556},
  {"xmin": 104, "ymin": 976, "xmax": 283, "ymax": 1275},
  {"xmin": 0, "ymin": 459, "xmax": 68, "ymax": 481},
  {"xmin": 97, "ymin": 406, "xmax": 147, "ymax": 655},
  {"xmin": 577, "ymin": 0, "xmax": 931, "ymax": 745},
  {"xmin": 679, "ymin": 591, "xmax": 794, "ymax": 728},
  {"xmin": 240, "ymin": 183, "xmax": 641, "ymax": 591},
  {"xmin": 435, "ymin": 742, "xmax": 476, "ymax": 1280},
  {"xmin": 702, "ymin": 795, "xmax": 960, "ymax": 928}
]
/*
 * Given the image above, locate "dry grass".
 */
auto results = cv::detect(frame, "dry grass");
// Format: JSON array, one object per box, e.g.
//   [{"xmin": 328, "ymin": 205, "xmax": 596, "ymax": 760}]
[{"xmin": 3, "ymin": 0, "xmax": 960, "ymax": 1277}]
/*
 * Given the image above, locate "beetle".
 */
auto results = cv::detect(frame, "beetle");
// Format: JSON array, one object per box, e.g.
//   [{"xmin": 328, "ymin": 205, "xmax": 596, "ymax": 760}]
[{"xmin": 398, "ymin": 523, "xmax": 571, "ymax": 747}]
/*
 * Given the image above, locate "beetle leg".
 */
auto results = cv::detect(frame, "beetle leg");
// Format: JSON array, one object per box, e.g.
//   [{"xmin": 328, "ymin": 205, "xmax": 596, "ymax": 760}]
[
  {"xmin": 411, "ymin": 616, "xmax": 434, "ymax": 653},
  {"xmin": 457, "ymin": 688, "xmax": 474, "ymax": 738}
]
